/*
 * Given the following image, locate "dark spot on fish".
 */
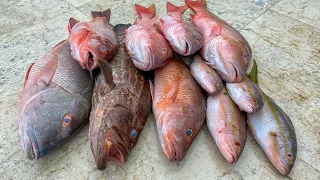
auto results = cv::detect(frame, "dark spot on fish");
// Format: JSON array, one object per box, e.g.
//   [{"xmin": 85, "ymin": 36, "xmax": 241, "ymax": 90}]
[
  {"xmin": 244, "ymin": 54, "xmax": 248, "ymax": 59},
  {"xmin": 186, "ymin": 129, "xmax": 193, "ymax": 137}
]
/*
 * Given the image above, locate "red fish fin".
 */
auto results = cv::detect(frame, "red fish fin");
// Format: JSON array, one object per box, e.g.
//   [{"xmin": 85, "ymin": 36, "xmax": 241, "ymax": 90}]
[
  {"xmin": 52, "ymin": 40, "xmax": 66, "ymax": 50},
  {"xmin": 143, "ymin": 15, "xmax": 158, "ymax": 30},
  {"xmin": 68, "ymin": 18, "xmax": 79, "ymax": 33},
  {"xmin": 134, "ymin": 18, "xmax": 139, "ymax": 25},
  {"xmin": 149, "ymin": 80, "xmax": 155, "ymax": 101},
  {"xmin": 185, "ymin": 0, "xmax": 207, "ymax": 10},
  {"xmin": 40, "ymin": 54, "xmax": 58, "ymax": 85},
  {"xmin": 135, "ymin": 4, "xmax": 156, "ymax": 19},
  {"xmin": 91, "ymin": 9, "xmax": 111, "ymax": 22},
  {"xmin": 98, "ymin": 58, "xmax": 115, "ymax": 87},
  {"xmin": 24, "ymin": 62, "xmax": 35, "ymax": 87},
  {"xmin": 166, "ymin": 84, "xmax": 178, "ymax": 102},
  {"xmin": 167, "ymin": 2, "xmax": 188, "ymax": 14},
  {"xmin": 190, "ymin": 14, "xmax": 196, "ymax": 22}
]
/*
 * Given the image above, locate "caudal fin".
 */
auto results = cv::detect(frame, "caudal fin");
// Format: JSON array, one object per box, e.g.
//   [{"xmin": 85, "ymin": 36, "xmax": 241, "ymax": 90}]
[
  {"xmin": 167, "ymin": 2, "xmax": 188, "ymax": 14},
  {"xmin": 135, "ymin": 4, "xmax": 156, "ymax": 19},
  {"xmin": 185, "ymin": 0, "xmax": 207, "ymax": 10},
  {"xmin": 91, "ymin": 9, "xmax": 111, "ymax": 22}
]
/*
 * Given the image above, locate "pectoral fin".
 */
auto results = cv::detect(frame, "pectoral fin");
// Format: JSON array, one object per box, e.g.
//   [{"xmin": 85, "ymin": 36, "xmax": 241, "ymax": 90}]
[
  {"xmin": 98, "ymin": 58, "xmax": 115, "ymax": 87},
  {"xmin": 149, "ymin": 80, "xmax": 155, "ymax": 102},
  {"xmin": 39, "ymin": 54, "xmax": 58, "ymax": 86}
]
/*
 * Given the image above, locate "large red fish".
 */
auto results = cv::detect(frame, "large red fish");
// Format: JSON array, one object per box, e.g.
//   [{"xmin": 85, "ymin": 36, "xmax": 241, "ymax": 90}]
[
  {"xmin": 125, "ymin": 4, "xmax": 173, "ymax": 71},
  {"xmin": 158, "ymin": 2, "xmax": 203, "ymax": 56},
  {"xmin": 68, "ymin": 9, "xmax": 117, "ymax": 71},
  {"xmin": 18, "ymin": 40, "xmax": 93, "ymax": 159},
  {"xmin": 185, "ymin": 0, "xmax": 252, "ymax": 82},
  {"xmin": 150, "ymin": 58, "xmax": 206, "ymax": 162}
]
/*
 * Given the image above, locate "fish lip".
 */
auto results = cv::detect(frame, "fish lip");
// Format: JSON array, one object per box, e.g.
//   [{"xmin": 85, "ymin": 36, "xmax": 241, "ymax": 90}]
[
  {"xmin": 25, "ymin": 128, "xmax": 39, "ymax": 160},
  {"xmin": 240, "ymin": 100, "xmax": 255, "ymax": 113},
  {"xmin": 275, "ymin": 159, "xmax": 289, "ymax": 175},
  {"xmin": 166, "ymin": 133, "xmax": 181, "ymax": 162}
]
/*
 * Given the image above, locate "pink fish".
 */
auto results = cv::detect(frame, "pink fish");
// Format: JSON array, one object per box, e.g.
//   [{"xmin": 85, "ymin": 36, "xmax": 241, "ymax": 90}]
[
  {"xmin": 125, "ymin": 4, "xmax": 173, "ymax": 71},
  {"xmin": 68, "ymin": 9, "xmax": 118, "ymax": 71},
  {"xmin": 190, "ymin": 54, "xmax": 222, "ymax": 95},
  {"xmin": 185, "ymin": 0, "xmax": 252, "ymax": 82},
  {"xmin": 158, "ymin": 2, "xmax": 203, "ymax": 56}
]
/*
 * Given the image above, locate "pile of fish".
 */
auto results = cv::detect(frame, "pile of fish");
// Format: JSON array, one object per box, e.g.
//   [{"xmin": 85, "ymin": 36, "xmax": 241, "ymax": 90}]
[{"xmin": 17, "ymin": 0, "xmax": 297, "ymax": 176}]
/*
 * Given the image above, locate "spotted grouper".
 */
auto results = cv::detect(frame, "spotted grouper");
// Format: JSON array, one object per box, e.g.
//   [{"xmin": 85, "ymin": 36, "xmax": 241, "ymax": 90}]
[{"xmin": 89, "ymin": 24, "xmax": 152, "ymax": 170}]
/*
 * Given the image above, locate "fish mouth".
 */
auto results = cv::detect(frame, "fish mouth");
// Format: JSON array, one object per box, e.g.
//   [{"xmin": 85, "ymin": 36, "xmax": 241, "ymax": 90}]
[
  {"xmin": 240, "ymin": 101, "xmax": 255, "ymax": 113},
  {"xmin": 24, "ymin": 129, "xmax": 39, "ymax": 160},
  {"xmin": 203, "ymin": 79, "xmax": 218, "ymax": 95},
  {"xmin": 274, "ymin": 159, "xmax": 289, "ymax": 175},
  {"xmin": 183, "ymin": 41, "xmax": 190, "ymax": 55},
  {"xmin": 164, "ymin": 133, "xmax": 181, "ymax": 162},
  {"xmin": 85, "ymin": 49, "xmax": 97, "ymax": 71},
  {"xmin": 106, "ymin": 140, "xmax": 125, "ymax": 162},
  {"xmin": 217, "ymin": 138, "xmax": 238, "ymax": 164}
]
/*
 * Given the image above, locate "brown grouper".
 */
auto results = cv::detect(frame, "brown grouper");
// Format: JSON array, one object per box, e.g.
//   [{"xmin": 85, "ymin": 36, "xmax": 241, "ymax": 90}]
[
  {"xmin": 185, "ymin": 0, "xmax": 252, "ymax": 82},
  {"xmin": 18, "ymin": 40, "xmax": 94, "ymax": 160},
  {"xmin": 150, "ymin": 58, "xmax": 206, "ymax": 162},
  {"xmin": 89, "ymin": 24, "xmax": 152, "ymax": 170}
]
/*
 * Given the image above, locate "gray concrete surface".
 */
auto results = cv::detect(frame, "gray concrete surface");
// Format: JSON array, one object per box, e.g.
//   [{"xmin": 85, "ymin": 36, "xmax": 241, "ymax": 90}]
[{"xmin": 0, "ymin": 0, "xmax": 319, "ymax": 179}]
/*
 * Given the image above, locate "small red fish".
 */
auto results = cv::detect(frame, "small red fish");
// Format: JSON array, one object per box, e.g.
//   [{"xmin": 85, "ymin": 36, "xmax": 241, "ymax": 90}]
[
  {"xmin": 125, "ymin": 4, "xmax": 173, "ymax": 71},
  {"xmin": 185, "ymin": 0, "xmax": 252, "ymax": 82},
  {"xmin": 68, "ymin": 9, "xmax": 117, "ymax": 71},
  {"xmin": 158, "ymin": 2, "xmax": 203, "ymax": 56},
  {"xmin": 150, "ymin": 58, "xmax": 206, "ymax": 162}
]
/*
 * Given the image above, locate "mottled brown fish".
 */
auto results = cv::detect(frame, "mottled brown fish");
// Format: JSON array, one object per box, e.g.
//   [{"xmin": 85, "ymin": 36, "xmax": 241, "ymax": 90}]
[
  {"xmin": 18, "ymin": 40, "xmax": 93, "ymax": 159},
  {"xmin": 150, "ymin": 58, "xmax": 206, "ymax": 162},
  {"xmin": 89, "ymin": 24, "xmax": 152, "ymax": 170}
]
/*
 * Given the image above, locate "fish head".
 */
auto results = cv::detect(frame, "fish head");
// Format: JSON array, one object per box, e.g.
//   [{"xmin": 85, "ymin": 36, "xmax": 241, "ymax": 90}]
[
  {"xmin": 68, "ymin": 17, "xmax": 117, "ymax": 71},
  {"xmin": 90, "ymin": 105, "xmax": 140, "ymax": 169},
  {"xmin": 125, "ymin": 26, "xmax": 172, "ymax": 70},
  {"xmin": 215, "ymin": 132, "xmax": 246, "ymax": 164},
  {"xmin": 266, "ymin": 130, "xmax": 297, "ymax": 175},
  {"xmin": 158, "ymin": 106, "xmax": 202, "ymax": 162},
  {"xmin": 19, "ymin": 88, "xmax": 89, "ymax": 160},
  {"xmin": 216, "ymin": 37, "xmax": 251, "ymax": 82}
]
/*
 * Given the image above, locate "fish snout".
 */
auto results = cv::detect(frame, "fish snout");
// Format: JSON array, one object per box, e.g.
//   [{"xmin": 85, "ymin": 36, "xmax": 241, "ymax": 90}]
[
  {"xmin": 275, "ymin": 159, "xmax": 290, "ymax": 175},
  {"xmin": 162, "ymin": 133, "xmax": 181, "ymax": 162},
  {"xmin": 21, "ymin": 129, "xmax": 39, "ymax": 160}
]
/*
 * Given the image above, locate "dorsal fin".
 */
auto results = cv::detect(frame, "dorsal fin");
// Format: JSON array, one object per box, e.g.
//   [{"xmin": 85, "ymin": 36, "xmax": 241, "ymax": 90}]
[
  {"xmin": 91, "ymin": 9, "xmax": 111, "ymax": 22},
  {"xmin": 141, "ymin": 16, "xmax": 158, "ymax": 30}
]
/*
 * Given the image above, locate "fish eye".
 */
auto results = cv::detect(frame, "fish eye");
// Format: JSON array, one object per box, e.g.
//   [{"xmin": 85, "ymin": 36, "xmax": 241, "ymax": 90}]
[
  {"xmin": 287, "ymin": 152, "xmax": 293, "ymax": 159},
  {"xmin": 244, "ymin": 54, "xmax": 248, "ymax": 59},
  {"xmin": 234, "ymin": 140, "xmax": 241, "ymax": 147},
  {"xmin": 100, "ymin": 45, "xmax": 108, "ymax": 52},
  {"xmin": 162, "ymin": 48, "xmax": 167, "ymax": 53},
  {"xmin": 131, "ymin": 129, "xmax": 137, "ymax": 138},
  {"xmin": 196, "ymin": 37, "xmax": 201, "ymax": 43},
  {"xmin": 186, "ymin": 129, "xmax": 193, "ymax": 137},
  {"xmin": 62, "ymin": 115, "xmax": 72, "ymax": 126}
]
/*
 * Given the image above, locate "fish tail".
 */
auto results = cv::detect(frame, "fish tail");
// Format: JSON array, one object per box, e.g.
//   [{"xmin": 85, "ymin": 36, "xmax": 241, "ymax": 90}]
[
  {"xmin": 135, "ymin": 4, "xmax": 156, "ymax": 19},
  {"xmin": 91, "ymin": 9, "xmax": 111, "ymax": 22},
  {"xmin": 185, "ymin": 0, "xmax": 207, "ymax": 10},
  {"xmin": 167, "ymin": 2, "xmax": 188, "ymax": 14}
]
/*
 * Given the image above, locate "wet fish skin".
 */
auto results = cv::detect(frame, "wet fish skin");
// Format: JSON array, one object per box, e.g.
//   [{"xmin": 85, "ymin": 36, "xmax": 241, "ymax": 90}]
[
  {"xmin": 158, "ymin": 2, "xmax": 203, "ymax": 56},
  {"xmin": 18, "ymin": 40, "xmax": 93, "ymax": 160},
  {"xmin": 247, "ymin": 60, "xmax": 297, "ymax": 175},
  {"xmin": 190, "ymin": 54, "xmax": 222, "ymax": 95},
  {"xmin": 125, "ymin": 4, "xmax": 173, "ymax": 71},
  {"xmin": 89, "ymin": 24, "xmax": 151, "ymax": 170},
  {"xmin": 69, "ymin": 9, "xmax": 118, "ymax": 71},
  {"xmin": 206, "ymin": 86, "xmax": 247, "ymax": 164},
  {"xmin": 226, "ymin": 76, "xmax": 264, "ymax": 113},
  {"xmin": 185, "ymin": 0, "xmax": 252, "ymax": 82},
  {"xmin": 151, "ymin": 58, "xmax": 206, "ymax": 162}
]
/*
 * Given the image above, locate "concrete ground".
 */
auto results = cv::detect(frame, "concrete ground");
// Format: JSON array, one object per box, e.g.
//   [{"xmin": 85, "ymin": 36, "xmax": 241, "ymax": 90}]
[{"xmin": 0, "ymin": 0, "xmax": 319, "ymax": 179}]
